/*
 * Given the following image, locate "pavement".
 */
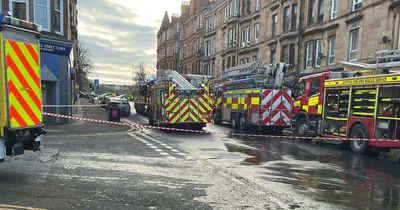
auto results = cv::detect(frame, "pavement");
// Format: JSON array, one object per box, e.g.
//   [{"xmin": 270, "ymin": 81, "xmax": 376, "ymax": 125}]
[{"xmin": 1, "ymin": 99, "xmax": 400, "ymax": 209}]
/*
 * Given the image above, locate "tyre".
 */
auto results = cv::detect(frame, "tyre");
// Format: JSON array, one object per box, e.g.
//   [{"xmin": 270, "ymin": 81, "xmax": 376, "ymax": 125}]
[
  {"xmin": 274, "ymin": 127, "xmax": 284, "ymax": 135},
  {"xmin": 213, "ymin": 110, "xmax": 222, "ymax": 125},
  {"xmin": 148, "ymin": 115, "xmax": 155, "ymax": 126},
  {"xmin": 350, "ymin": 124, "xmax": 370, "ymax": 155},
  {"xmin": 295, "ymin": 117, "xmax": 309, "ymax": 137},
  {"xmin": 193, "ymin": 124, "xmax": 205, "ymax": 131},
  {"xmin": 231, "ymin": 114, "xmax": 239, "ymax": 129},
  {"xmin": 239, "ymin": 114, "xmax": 248, "ymax": 131}
]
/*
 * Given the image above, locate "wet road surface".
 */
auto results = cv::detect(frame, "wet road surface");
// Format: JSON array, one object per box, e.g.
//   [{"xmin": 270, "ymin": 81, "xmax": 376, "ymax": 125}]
[
  {"xmin": 1, "ymin": 101, "xmax": 400, "ymax": 209},
  {"xmin": 127, "ymin": 110, "xmax": 400, "ymax": 210}
]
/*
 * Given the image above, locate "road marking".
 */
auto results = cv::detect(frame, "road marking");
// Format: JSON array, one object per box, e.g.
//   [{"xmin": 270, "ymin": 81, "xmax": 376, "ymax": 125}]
[
  {"xmin": 128, "ymin": 132, "xmax": 181, "ymax": 159},
  {"xmin": 128, "ymin": 127, "xmax": 195, "ymax": 160},
  {"xmin": 185, "ymin": 156, "xmax": 195, "ymax": 160}
]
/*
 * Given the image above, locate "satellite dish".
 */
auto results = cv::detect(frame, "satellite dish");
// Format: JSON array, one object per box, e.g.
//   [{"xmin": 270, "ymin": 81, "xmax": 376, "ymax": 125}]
[{"xmin": 382, "ymin": 36, "xmax": 391, "ymax": 44}]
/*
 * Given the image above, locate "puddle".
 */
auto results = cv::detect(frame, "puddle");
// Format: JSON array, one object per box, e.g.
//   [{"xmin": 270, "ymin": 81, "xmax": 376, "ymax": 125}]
[{"xmin": 225, "ymin": 137, "xmax": 400, "ymax": 210}]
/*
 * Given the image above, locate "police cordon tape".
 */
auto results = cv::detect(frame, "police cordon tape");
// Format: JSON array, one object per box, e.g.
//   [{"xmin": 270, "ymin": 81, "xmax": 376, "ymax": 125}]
[
  {"xmin": 42, "ymin": 112, "xmax": 400, "ymax": 143},
  {"xmin": 43, "ymin": 102, "xmax": 148, "ymax": 108}
]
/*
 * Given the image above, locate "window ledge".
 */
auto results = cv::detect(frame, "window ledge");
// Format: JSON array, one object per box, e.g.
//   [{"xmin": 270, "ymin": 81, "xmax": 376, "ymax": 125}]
[{"xmin": 345, "ymin": 14, "xmax": 363, "ymax": 25}]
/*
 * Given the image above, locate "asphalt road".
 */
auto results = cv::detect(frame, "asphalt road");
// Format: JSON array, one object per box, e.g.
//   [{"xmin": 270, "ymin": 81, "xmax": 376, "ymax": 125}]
[{"xmin": 0, "ymin": 100, "xmax": 400, "ymax": 209}]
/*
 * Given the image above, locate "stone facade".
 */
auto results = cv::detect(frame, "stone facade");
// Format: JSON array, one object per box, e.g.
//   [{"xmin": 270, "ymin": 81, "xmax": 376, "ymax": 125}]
[
  {"xmin": 157, "ymin": 12, "xmax": 180, "ymax": 74},
  {"xmin": 157, "ymin": 0, "xmax": 400, "ymax": 80}
]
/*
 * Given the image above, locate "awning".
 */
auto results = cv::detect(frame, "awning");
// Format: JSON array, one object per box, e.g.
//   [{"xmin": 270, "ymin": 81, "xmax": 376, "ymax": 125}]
[{"xmin": 41, "ymin": 65, "xmax": 59, "ymax": 82}]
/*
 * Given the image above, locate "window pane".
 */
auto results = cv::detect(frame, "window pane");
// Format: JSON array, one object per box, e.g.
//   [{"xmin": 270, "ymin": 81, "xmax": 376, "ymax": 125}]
[
  {"xmin": 55, "ymin": 0, "xmax": 60, "ymax": 10},
  {"xmin": 291, "ymin": 4, "xmax": 298, "ymax": 30},
  {"xmin": 310, "ymin": 78, "xmax": 320, "ymax": 95},
  {"xmin": 349, "ymin": 29, "xmax": 359, "ymax": 61},
  {"xmin": 35, "ymin": 0, "xmax": 49, "ymax": 30},
  {"xmin": 35, "ymin": 5, "xmax": 48, "ymax": 29},
  {"xmin": 351, "ymin": 30, "xmax": 359, "ymax": 51},
  {"xmin": 331, "ymin": 0, "xmax": 338, "ymax": 19},
  {"xmin": 55, "ymin": 11, "xmax": 61, "ymax": 31},
  {"xmin": 316, "ymin": 40, "xmax": 322, "ymax": 66},
  {"xmin": 12, "ymin": 2, "xmax": 27, "ymax": 20},
  {"xmin": 329, "ymin": 36, "xmax": 336, "ymax": 64},
  {"xmin": 306, "ymin": 42, "xmax": 313, "ymax": 68},
  {"xmin": 271, "ymin": 50, "xmax": 276, "ymax": 64}
]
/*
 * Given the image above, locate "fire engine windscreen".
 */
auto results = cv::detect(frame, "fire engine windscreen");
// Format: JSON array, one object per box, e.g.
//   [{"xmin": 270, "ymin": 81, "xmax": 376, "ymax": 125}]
[{"xmin": 221, "ymin": 62, "xmax": 288, "ymax": 90}]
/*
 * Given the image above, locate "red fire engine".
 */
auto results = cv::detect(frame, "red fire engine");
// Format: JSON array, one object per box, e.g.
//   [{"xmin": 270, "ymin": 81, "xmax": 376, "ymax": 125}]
[
  {"xmin": 292, "ymin": 51, "xmax": 400, "ymax": 154},
  {"xmin": 213, "ymin": 62, "xmax": 292, "ymax": 132}
]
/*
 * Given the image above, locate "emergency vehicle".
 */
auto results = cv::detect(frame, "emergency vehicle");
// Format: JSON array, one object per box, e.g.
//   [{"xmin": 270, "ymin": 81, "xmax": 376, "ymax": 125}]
[
  {"xmin": 292, "ymin": 50, "xmax": 400, "ymax": 154},
  {"xmin": 146, "ymin": 70, "xmax": 213, "ymax": 130},
  {"xmin": 213, "ymin": 62, "xmax": 292, "ymax": 132},
  {"xmin": 0, "ymin": 14, "xmax": 45, "ymax": 162},
  {"xmin": 132, "ymin": 82, "xmax": 147, "ymax": 116}
]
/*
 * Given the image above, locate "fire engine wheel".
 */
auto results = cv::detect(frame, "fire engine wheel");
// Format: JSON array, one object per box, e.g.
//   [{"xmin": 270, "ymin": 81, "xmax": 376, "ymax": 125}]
[
  {"xmin": 213, "ymin": 111, "xmax": 222, "ymax": 125},
  {"xmin": 231, "ymin": 114, "xmax": 239, "ymax": 129},
  {"xmin": 350, "ymin": 124, "xmax": 370, "ymax": 155},
  {"xmin": 148, "ymin": 118, "xmax": 155, "ymax": 126},
  {"xmin": 239, "ymin": 115, "xmax": 248, "ymax": 131},
  {"xmin": 295, "ymin": 117, "xmax": 309, "ymax": 137}
]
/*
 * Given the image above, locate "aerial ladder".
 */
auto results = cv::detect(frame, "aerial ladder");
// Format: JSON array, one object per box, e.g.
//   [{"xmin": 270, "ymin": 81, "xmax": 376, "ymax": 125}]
[{"xmin": 341, "ymin": 50, "xmax": 400, "ymax": 74}]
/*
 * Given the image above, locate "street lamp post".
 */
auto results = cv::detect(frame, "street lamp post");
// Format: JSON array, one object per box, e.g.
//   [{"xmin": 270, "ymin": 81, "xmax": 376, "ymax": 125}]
[{"xmin": 129, "ymin": 64, "xmax": 134, "ymax": 88}]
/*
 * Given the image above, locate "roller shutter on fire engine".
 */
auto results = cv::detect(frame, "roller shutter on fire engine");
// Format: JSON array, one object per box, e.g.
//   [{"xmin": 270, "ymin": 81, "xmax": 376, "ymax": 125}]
[{"xmin": 5, "ymin": 40, "xmax": 42, "ymax": 128}]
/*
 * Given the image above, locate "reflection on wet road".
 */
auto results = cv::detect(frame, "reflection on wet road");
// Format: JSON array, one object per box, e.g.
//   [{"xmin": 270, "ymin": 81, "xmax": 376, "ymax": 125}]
[
  {"xmin": 127, "ymin": 110, "xmax": 400, "ymax": 209},
  {"xmin": 227, "ymin": 135, "xmax": 400, "ymax": 210}
]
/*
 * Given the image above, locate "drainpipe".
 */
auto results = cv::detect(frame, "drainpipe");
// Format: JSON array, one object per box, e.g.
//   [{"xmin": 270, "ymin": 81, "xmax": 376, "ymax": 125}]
[{"xmin": 296, "ymin": 0, "xmax": 305, "ymax": 79}]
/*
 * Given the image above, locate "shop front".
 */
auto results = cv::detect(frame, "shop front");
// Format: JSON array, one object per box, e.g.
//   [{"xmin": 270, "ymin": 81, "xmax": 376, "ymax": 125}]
[{"xmin": 40, "ymin": 36, "xmax": 72, "ymax": 124}]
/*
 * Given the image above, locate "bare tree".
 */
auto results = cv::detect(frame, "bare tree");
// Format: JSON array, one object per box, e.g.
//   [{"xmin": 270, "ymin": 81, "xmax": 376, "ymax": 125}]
[
  {"xmin": 75, "ymin": 42, "xmax": 93, "ymax": 90},
  {"xmin": 135, "ymin": 65, "xmax": 147, "ymax": 83}
]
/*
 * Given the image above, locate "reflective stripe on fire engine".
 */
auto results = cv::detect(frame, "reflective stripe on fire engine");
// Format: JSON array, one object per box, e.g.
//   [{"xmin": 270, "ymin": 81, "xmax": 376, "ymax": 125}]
[
  {"xmin": 251, "ymin": 97, "xmax": 260, "ymax": 105},
  {"xmin": 226, "ymin": 89, "xmax": 261, "ymax": 95},
  {"xmin": 325, "ymin": 74, "xmax": 400, "ymax": 87},
  {"xmin": 308, "ymin": 95, "xmax": 319, "ymax": 106},
  {"xmin": 260, "ymin": 90, "xmax": 292, "ymax": 126},
  {"xmin": 5, "ymin": 40, "xmax": 42, "ymax": 128},
  {"xmin": 308, "ymin": 95, "xmax": 322, "ymax": 115}
]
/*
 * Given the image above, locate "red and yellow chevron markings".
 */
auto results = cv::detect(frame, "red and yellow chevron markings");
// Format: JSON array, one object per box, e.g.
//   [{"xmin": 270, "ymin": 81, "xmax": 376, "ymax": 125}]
[
  {"xmin": 164, "ymin": 83, "xmax": 213, "ymax": 124},
  {"xmin": 5, "ymin": 40, "xmax": 42, "ymax": 128}
]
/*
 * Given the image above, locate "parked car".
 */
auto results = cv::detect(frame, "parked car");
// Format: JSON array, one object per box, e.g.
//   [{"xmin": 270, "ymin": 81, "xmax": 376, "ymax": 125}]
[
  {"xmin": 117, "ymin": 94, "xmax": 133, "ymax": 102},
  {"xmin": 98, "ymin": 93, "xmax": 116, "ymax": 107},
  {"xmin": 109, "ymin": 98, "xmax": 131, "ymax": 117}
]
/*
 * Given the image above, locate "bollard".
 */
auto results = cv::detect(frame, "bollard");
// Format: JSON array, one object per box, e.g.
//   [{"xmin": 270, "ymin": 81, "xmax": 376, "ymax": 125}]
[{"xmin": 108, "ymin": 101, "xmax": 121, "ymax": 122}]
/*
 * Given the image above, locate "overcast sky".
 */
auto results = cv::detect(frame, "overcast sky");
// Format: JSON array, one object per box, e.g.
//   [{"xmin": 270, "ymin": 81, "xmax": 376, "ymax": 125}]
[{"xmin": 77, "ymin": 0, "xmax": 182, "ymax": 85}]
